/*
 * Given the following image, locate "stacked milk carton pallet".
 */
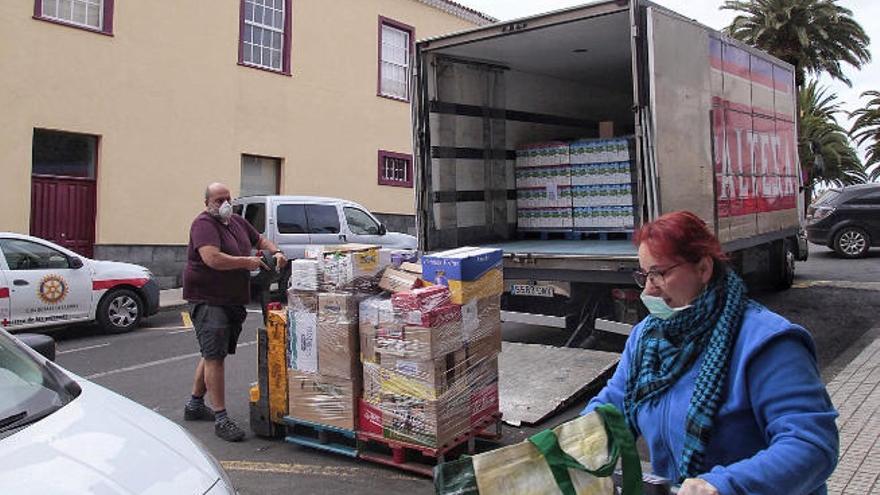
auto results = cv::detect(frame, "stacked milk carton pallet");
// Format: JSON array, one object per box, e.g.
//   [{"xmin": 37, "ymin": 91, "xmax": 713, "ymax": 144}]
[
  {"xmin": 515, "ymin": 141, "xmax": 573, "ymax": 230},
  {"xmin": 569, "ymin": 137, "xmax": 635, "ymax": 230}
]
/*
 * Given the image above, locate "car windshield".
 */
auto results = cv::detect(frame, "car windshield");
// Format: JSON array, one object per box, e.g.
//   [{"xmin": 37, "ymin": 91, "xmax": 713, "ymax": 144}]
[
  {"xmin": 812, "ymin": 189, "xmax": 840, "ymax": 206},
  {"xmin": 0, "ymin": 333, "xmax": 75, "ymax": 438}
]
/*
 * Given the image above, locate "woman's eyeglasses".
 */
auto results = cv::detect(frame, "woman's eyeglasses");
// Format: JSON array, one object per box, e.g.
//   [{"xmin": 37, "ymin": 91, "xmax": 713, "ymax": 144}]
[{"xmin": 632, "ymin": 263, "xmax": 682, "ymax": 288}]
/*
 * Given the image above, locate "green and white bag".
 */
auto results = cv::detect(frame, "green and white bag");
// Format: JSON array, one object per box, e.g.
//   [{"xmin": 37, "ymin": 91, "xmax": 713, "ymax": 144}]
[{"xmin": 434, "ymin": 404, "xmax": 642, "ymax": 495}]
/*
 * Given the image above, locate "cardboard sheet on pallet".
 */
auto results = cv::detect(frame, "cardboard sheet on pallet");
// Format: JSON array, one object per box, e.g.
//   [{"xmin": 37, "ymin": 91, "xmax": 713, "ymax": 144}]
[{"xmin": 498, "ymin": 342, "xmax": 619, "ymax": 426}]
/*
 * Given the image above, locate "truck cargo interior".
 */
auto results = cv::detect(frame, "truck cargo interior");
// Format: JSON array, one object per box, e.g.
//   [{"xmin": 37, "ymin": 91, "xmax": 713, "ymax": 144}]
[{"xmin": 418, "ymin": 7, "xmax": 639, "ymax": 253}]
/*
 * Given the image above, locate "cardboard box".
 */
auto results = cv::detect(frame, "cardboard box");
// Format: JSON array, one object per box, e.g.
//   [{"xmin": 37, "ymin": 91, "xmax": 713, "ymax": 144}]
[
  {"xmin": 307, "ymin": 244, "xmax": 384, "ymax": 292},
  {"xmin": 362, "ymin": 362, "xmax": 385, "ymax": 402},
  {"xmin": 470, "ymin": 380, "xmax": 500, "ymax": 426},
  {"xmin": 466, "ymin": 328, "xmax": 502, "ymax": 367},
  {"xmin": 376, "ymin": 321, "xmax": 462, "ymax": 361},
  {"xmin": 442, "ymin": 267, "xmax": 504, "ymax": 305},
  {"xmin": 380, "ymin": 387, "xmax": 472, "ymax": 448},
  {"xmin": 288, "ymin": 370, "xmax": 359, "ymax": 430},
  {"xmin": 422, "ymin": 247, "xmax": 503, "ymax": 283},
  {"xmin": 400, "ymin": 303, "xmax": 461, "ymax": 328},
  {"xmin": 399, "ymin": 262, "xmax": 422, "ymax": 275},
  {"xmin": 379, "ymin": 268, "xmax": 422, "ymax": 293},
  {"xmin": 359, "ymin": 322, "xmax": 378, "ymax": 364},
  {"xmin": 288, "ymin": 300, "xmax": 318, "ymax": 373},
  {"xmin": 391, "ymin": 285, "xmax": 451, "ymax": 315},
  {"xmin": 378, "ymin": 350, "xmax": 466, "ymax": 399},
  {"xmin": 462, "ymin": 295, "xmax": 502, "ymax": 342}
]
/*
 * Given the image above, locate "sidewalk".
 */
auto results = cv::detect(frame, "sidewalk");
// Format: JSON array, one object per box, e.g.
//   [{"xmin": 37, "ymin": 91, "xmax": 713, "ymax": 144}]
[
  {"xmin": 826, "ymin": 326, "xmax": 880, "ymax": 494},
  {"xmin": 159, "ymin": 287, "xmax": 186, "ymax": 309}
]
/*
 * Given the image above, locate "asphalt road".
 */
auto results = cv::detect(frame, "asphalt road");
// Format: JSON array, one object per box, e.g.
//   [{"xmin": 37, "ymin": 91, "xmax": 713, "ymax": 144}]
[{"xmin": 46, "ymin": 244, "xmax": 880, "ymax": 495}]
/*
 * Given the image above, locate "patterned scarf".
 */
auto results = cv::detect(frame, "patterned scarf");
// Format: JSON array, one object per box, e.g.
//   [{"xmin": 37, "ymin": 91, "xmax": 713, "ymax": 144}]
[{"xmin": 623, "ymin": 268, "xmax": 747, "ymax": 481}]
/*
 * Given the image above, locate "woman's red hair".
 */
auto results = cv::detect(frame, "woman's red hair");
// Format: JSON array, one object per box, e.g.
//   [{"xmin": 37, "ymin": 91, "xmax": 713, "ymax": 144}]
[{"xmin": 634, "ymin": 211, "xmax": 727, "ymax": 264}]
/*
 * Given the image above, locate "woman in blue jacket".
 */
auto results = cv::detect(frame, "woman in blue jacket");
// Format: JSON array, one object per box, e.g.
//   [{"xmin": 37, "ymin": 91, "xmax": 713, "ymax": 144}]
[{"xmin": 583, "ymin": 211, "xmax": 838, "ymax": 495}]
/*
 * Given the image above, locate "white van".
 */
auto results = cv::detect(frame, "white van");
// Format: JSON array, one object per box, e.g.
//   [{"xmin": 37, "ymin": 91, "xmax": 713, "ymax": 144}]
[{"xmin": 232, "ymin": 196, "xmax": 417, "ymax": 260}]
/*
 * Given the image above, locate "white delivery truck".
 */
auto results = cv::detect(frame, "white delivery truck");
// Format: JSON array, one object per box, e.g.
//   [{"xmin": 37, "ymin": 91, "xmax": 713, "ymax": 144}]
[{"xmin": 412, "ymin": 0, "xmax": 808, "ymax": 346}]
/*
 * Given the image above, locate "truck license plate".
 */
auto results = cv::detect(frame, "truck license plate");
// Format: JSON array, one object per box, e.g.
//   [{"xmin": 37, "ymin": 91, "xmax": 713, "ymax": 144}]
[{"xmin": 511, "ymin": 284, "xmax": 555, "ymax": 297}]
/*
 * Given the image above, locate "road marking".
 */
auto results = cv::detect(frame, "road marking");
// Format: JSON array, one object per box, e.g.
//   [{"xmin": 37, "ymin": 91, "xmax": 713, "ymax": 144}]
[
  {"xmin": 220, "ymin": 460, "xmax": 419, "ymax": 481},
  {"xmin": 181, "ymin": 311, "xmax": 193, "ymax": 328},
  {"xmin": 84, "ymin": 340, "xmax": 256, "ymax": 380},
  {"xmin": 57, "ymin": 343, "xmax": 110, "ymax": 355},
  {"xmin": 139, "ymin": 325, "xmax": 192, "ymax": 332},
  {"xmin": 792, "ymin": 280, "xmax": 880, "ymax": 291}
]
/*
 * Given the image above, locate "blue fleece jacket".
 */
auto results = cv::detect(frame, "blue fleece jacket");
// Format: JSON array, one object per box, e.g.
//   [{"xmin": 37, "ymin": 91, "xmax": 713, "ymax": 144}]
[{"xmin": 582, "ymin": 301, "xmax": 839, "ymax": 495}]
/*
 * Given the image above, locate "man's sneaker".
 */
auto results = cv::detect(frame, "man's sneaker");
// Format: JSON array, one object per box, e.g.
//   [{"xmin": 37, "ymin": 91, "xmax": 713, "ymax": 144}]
[
  {"xmin": 184, "ymin": 404, "xmax": 215, "ymax": 421},
  {"xmin": 215, "ymin": 417, "xmax": 245, "ymax": 442}
]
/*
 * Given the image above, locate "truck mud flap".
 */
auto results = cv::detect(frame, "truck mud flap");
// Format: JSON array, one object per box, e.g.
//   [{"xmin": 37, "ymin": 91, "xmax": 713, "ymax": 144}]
[{"xmin": 499, "ymin": 342, "xmax": 619, "ymax": 426}]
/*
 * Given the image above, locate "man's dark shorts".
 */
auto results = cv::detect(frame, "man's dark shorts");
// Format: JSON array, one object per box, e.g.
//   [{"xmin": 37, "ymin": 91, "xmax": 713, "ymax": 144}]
[{"xmin": 191, "ymin": 303, "xmax": 248, "ymax": 359}]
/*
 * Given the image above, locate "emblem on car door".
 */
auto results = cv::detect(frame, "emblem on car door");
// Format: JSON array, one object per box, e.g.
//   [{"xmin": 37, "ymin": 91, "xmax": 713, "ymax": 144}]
[{"xmin": 38, "ymin": 275, "xmax": 68, "ymax": 304}]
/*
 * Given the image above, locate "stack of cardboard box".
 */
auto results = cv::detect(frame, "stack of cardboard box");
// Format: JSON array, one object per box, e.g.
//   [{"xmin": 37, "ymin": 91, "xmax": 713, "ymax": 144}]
[
  {"xmin": 287, "ymin": 245, "xmax": 390, "ymax": 430},
  {"xmin": 358, "ymin": 247, "xmax": 503, "ymax": 448}
]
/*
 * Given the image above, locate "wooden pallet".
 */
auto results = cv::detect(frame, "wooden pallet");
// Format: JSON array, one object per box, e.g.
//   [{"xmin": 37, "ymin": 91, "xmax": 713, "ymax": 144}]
[
  {"xmin": 569, "ymin": 230, "xmax": 633, "ymax": 241},
  {"xmin": 282, "ymin": 417, "xmax": 359, "ymax": 458},
  {"xmin": 517, "ymin": 229, "xmax": 634, "ymax": 241},
  {"xmin": 356, "ymin": 413, "xmax": 502, "ymax": 477}
]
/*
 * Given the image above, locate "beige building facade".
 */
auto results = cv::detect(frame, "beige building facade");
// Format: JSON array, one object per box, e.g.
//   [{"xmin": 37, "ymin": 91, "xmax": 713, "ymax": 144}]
[{"xmin": 0, "ymin": 0, "xmax": 490, "ymax": 286}]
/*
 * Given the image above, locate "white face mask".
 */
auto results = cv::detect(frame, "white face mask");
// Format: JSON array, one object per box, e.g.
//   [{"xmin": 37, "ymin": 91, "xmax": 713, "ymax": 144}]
[
  {"xmin": 640, "ymin": 293, "xmax": 692, "ymax": 320},
  {"xmin": 217, "ymin": 201, "xmax": 233, "ymax": 222}
]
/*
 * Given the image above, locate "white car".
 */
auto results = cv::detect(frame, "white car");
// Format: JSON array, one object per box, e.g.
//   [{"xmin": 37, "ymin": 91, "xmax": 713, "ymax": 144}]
[
  {"xmin": 0, "ymin": 328, "xmax": 235, "ymax": 494},
  {"xmin": 0, "ymin": 233, "xmax": 160, "ymax": 334}
]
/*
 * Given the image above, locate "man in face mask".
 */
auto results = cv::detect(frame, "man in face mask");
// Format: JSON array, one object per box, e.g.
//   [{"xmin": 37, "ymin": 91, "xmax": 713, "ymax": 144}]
[{"xmin": 182, "ymin": 182, "xmax": 287, "ymax": 441}]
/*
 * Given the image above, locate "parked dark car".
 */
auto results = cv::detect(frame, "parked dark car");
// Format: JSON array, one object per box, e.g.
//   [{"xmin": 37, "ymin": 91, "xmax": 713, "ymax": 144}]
[{"xmin": 806, "ymin": 183, "xmax": 880, "ymax": 258}]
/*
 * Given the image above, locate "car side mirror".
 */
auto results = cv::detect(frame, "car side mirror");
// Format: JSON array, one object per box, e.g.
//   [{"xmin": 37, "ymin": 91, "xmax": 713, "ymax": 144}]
[
  {"xmin": 68, "ymin": 257, "xmax": 84, "ymax": 269},
  {"xmin": 17, "ymin": 333, "xmax": 56, "ymax": 361},
  {"xmin": 378, "ymin": 224, "xmax": 387, "ymax": 236}
]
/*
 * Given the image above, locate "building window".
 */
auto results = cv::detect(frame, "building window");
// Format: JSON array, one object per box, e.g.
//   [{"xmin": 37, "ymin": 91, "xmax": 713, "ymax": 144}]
[
  {"xmin": 240, "ymin": 0, "xmax": 291, "ymax": 74},
  {"xmin": 34, "ymin": 0, "xmax": 114, "ymax": 34},
  {"xmin": 378, "ymin": 150, "xmax": 413, "ymax": 188},
  {"xmin": 378, "ymin": 17, "xmax": 413, "ymax": 101},
  {"xmin": 33, "ymin": 129, "xmax": 98, "ymax": 179},
  {"xmin": 241, "ymin": 154, "xmax": 281, "ymax": 196}
]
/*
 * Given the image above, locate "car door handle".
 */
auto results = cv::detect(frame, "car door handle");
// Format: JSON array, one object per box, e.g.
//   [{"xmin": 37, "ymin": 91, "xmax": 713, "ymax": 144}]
[
  {"xmin": 338, "ymin": 234, "xmax": 347, "ymax": 242},
  {"xmin": 13, "ymin": 279, "xmax": 29, "ymax": 286}
]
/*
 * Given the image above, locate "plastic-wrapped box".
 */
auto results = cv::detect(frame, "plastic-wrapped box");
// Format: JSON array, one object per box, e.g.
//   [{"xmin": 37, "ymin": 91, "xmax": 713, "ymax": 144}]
[
  {"xmin": 288, "ymin": 370, "xmax": 359, "ymax": 430},
  {"xmin": 288, "ymin": 259, "xmax": 320, "ymax": 291},
  {"xmin": 306, "ymin": 244, "xmax": 385, "ymax": 292},
  {"xmin": 317, "ymin": 292, "xmax": 362, "ymax": 379},
  {"xmin": 376, "ymin": 349, "xmax": 467, "ymax": 400},
  {"xmin": 391, "ymin": 285, "xmax": 457, "ymax": 326},
  {"xmin": 378, "ymin": 267, "xmax": 422, "ymax": 293},
  {"xmin": 359, "ymin": 295, "xmax": 404, "ymax": 364},
  {"xmin": 375, "ymin": 320, "xmax": 463, "ymax": 361},
  {"xmin": 359, "ymin": 386, "xmax": 471, "ymax": 448},
  {"xmin": 288, "ymin": 291, "xmax": 319, "ymax": 372}
]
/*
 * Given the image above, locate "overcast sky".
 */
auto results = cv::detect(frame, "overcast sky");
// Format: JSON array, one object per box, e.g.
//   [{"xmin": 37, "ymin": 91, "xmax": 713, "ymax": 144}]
[{"xmin": 455, "ymin": 0, "xmax": 879, "ymax": 173}]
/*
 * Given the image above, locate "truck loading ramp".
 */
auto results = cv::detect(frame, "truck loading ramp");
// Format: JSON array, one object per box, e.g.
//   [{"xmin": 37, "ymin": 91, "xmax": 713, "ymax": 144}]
[{"xmin": 498, "ymin": 341, "xmax": 620, "ymax": 426}]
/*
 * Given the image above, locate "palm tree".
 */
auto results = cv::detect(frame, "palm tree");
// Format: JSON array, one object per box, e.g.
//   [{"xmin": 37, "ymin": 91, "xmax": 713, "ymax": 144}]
[
  {"xmin": 722, "ymin": 0, "xmax": 871, "ymax": 88},
  {"xmin": 850, "ymin": 90, "xmax": 880, "ymax": 182},
  {"xmin": 799, "ymin": 81, "xmax": 866, "ymax": 188}
]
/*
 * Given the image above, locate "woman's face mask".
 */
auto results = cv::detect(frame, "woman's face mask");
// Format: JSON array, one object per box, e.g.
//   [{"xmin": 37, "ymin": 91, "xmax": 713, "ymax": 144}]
[{"xmin": 640, "ymin": 293, "xmax": 693, "ymax": 320}]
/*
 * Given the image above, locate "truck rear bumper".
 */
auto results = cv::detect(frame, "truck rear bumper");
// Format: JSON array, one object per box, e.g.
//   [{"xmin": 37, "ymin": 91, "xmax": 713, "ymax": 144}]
[{"xmin": 501, "ymin": 311, "xmax": 568, "ymax": 328}]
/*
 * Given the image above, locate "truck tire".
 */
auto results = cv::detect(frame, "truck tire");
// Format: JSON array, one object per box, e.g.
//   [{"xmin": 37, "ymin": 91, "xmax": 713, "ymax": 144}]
[
  {"xmin": 97, "ymin": 288, "xmax": 143, "ymax": 333},
  {"xmin": 770, "ymin": 239, "xmax": 795, "ymax": 291},
  {"xmin": 833, "ymin": 226, "xmax": 871, "ymax": 259}
]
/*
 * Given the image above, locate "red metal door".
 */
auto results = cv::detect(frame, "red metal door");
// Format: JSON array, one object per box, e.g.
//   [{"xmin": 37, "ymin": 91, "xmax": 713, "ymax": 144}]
[{"xmin": 30, "ymin": 175, "xmax": 97, "ymax": 257}]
